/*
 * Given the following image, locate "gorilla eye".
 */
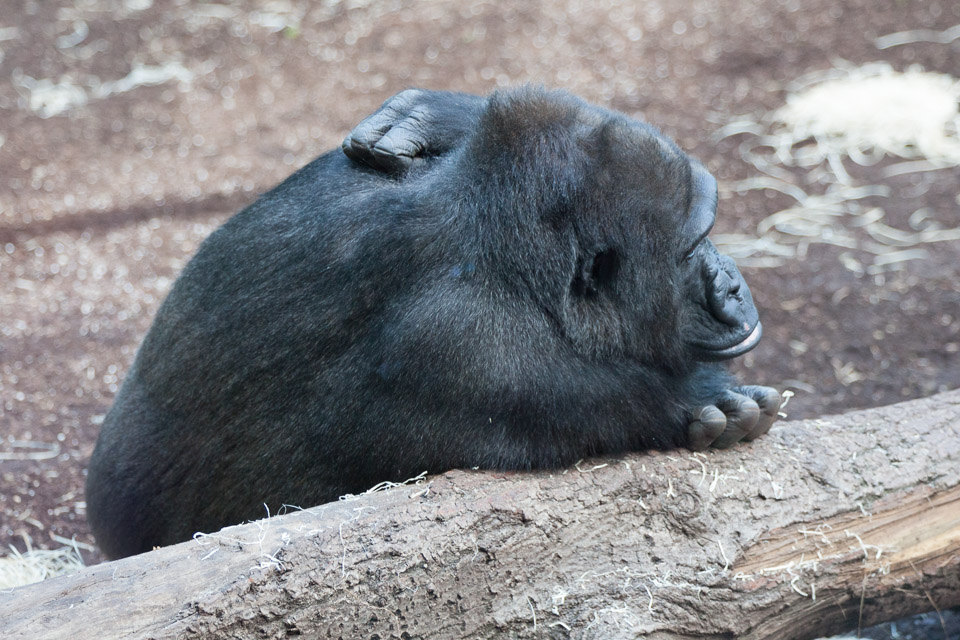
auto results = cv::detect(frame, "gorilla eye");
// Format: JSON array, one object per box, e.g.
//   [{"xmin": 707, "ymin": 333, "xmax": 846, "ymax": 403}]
[
  {"xmin": 573, "ymin": 248, "xmax": 620, "ymax": 298},
  {"xmin": 683, "ymin": 233, "xmax": 710, "ymax": 263}
]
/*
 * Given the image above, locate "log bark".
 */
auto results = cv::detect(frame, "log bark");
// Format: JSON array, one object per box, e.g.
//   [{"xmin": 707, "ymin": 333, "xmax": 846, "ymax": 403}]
[{"xmin": 2, "ymin": 391, "xmax": 959, "ymax": 640}]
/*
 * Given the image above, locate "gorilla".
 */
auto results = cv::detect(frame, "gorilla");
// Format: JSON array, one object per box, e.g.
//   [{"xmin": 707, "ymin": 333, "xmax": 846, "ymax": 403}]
[{"xmin": 86, "ymin": 88, "xmax": 781, "ymax": 559}]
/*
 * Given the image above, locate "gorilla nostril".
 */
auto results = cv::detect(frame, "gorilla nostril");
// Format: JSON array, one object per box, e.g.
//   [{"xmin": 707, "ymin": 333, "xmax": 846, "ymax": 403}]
[
  {"xmin": 704, "ymin": 257, "xmax": 752, "ymax": 327},
  {"xmin": 708, "ymin": 273, "xmax": 744, "ymax": 327}
]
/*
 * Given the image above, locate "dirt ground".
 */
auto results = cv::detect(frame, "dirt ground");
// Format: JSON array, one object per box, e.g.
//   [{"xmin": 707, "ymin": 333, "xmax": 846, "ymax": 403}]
[{"xmin": 1, "ymin": 0, "xmax": 958, "ymax": 636}]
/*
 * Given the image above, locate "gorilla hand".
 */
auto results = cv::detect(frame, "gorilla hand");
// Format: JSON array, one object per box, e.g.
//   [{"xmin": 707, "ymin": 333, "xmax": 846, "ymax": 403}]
[
  {"xmin": 342, "ymin": 89, "xmax": 486, "ymax": 174},
  {"xmin": 687, "ymin": 386, "xmax": 782, "ymax": 451}
]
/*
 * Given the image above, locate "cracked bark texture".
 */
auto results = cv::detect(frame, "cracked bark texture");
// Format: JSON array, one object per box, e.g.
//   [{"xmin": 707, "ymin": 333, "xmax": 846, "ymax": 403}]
[{"xmin": 1, "ymin": 391, "xmax": 958, "ymax": 640}]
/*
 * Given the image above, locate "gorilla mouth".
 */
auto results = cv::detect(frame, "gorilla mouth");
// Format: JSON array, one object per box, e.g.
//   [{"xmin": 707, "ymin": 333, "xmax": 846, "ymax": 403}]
[{"xmin": 695, "ymin": 322, "xmax": 763, "ymax": 362}]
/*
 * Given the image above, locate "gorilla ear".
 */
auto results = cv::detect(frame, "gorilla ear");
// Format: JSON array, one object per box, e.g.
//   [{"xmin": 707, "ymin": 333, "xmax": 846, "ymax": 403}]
[{"xmin": 572, "ymin": 248, "xmax": 620, "ymax": 298}]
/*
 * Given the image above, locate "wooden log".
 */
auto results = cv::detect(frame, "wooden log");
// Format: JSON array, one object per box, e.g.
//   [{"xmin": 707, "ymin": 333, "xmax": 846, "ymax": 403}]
[{"xmin": 2, "ymin": 391, "xmax": 958, "ymax": 639}]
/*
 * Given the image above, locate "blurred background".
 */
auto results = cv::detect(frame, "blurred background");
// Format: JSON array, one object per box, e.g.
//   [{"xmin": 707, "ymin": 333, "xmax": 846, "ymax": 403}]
[{"xmin": 0, "ymin": 0, "xmax": 958, "ymax": 636}]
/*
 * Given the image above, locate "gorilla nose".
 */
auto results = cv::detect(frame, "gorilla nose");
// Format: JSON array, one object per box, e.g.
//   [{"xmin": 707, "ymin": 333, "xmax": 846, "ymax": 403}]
[{"xmin": 708, "ymin": 263, "xmax": 746, "ymax": 327}]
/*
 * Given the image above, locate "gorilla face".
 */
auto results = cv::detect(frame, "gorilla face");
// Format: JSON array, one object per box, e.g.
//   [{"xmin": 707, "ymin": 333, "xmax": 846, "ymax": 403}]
[
  {"xmin": 678, "ymin": 164, "xmax": 761, "ymax": 362},
  {"xmin": 450, "ymin": 99, "xmax": 761, "ymax": 369},
  {"xmin": 86, "ymin": 87, "xmax": 781, "ymax": 559}
]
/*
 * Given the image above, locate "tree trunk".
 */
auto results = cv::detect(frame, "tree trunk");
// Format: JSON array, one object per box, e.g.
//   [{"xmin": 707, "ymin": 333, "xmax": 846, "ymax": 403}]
[{"xmin": 2, "ymin": 391, "xmax": 959, "ymax": 640}]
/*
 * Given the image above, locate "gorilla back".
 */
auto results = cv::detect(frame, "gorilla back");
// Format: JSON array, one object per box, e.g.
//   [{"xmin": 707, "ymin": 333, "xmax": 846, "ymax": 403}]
[{"xmin": 86, "ymin": 87, "xmax": 780, "ymax": 559}]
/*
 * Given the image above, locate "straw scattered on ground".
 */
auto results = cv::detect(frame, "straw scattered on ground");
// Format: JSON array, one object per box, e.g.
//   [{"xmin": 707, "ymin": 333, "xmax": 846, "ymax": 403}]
[
  {"xmin": 713, "ymin": 62, "xmax": 960, "ymax": 273},
  {"xmin": 0, "ymin": 536, "xmax": 86, "ymax": 590}
]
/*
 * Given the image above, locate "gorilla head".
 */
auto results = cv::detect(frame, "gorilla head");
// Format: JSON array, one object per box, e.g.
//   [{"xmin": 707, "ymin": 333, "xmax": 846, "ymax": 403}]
[{"xmin": 86, "ymin": 87, "xmax": 780, "ymax": 559}]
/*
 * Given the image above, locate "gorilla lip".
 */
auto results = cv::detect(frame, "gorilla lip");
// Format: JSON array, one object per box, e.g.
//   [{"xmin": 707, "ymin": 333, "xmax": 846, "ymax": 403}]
[{"xmin": 696, "ymin": 322, "xmax": 763, "ymax": 361}]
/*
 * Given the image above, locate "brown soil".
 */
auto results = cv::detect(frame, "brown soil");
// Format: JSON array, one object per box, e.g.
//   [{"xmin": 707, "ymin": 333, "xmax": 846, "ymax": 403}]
[{"xmin": 0, "ymin": 0, "xmax": 958, "ymax": 636}]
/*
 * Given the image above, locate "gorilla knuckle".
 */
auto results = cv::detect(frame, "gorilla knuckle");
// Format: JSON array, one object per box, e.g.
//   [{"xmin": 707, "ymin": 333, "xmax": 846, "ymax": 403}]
[
  {"xmin": 732, "ymin": 398, "xmax": 761, "ymax": 425},
  {"xmin": 760, "ymin": 388, "xmax": 783, "ymax": 412},
  {"xmin": 391, "ymin": 88, "xmax": 423, "ymax": 108}
]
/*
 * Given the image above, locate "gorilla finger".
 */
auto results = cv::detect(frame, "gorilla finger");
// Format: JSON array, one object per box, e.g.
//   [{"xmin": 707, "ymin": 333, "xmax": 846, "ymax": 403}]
[
  {"xmin": 341, "ymin": 108, "xmax": 406, "ymax": 165},
  {"xmin": 734, "ymin": 386, "xmax": 782, "ymax": 441},
  {"xmin": 745, "ymin": 412, "xmax": 776, "ymax": 442},
  {"xmin": 686, "ymin": 405, "xmax": 726, "ymax": 451},
  {"xmin": 342, "ymin": 132, "xmax": 384, "ymax": 166},
  {"xmin": 711, "ymin": 391, "xmax": 760, "ymax": 448},
  {"xmin": 734, "ymin": 385, "xmax": 782, "ymax": 418},
  {"xmin": 371, "ymin": 123, "xmax": 427, "ymax": 172},
  {"xmin": 341, "ymin": 135, "xmax": 365, "ymax": 164},
  {"xmin": 383, "ymin": 88, "xmax": 423, "ymax": 113},
  {"xmin": 352, "ymin": 93, "xmax": 426, "ymax": 150}
]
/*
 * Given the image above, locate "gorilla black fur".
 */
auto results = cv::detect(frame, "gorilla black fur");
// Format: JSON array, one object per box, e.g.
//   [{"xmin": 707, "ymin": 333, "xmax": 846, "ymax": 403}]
[{"xmin": 86, "ymin": 88, "xmax": 780, "ymax": 559}]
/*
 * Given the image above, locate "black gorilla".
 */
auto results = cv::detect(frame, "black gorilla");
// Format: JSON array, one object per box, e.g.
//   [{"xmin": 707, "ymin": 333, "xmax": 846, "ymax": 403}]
[{"xmin": 86, "ymin": 88, "xmax": 780, "ymax": 559}]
